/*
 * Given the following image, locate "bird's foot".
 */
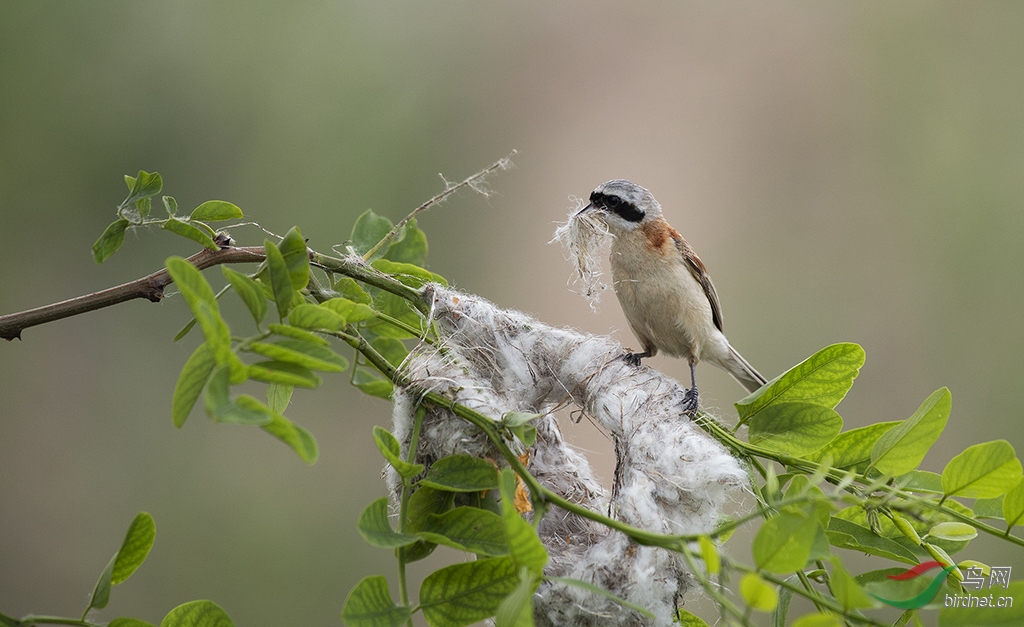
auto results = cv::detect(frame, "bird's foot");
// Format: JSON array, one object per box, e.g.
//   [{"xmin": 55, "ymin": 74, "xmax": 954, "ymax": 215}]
[
  {"xmin": 622, "ymin": 352, "xmax": 643, "ymax": 367},
  {"xmin": 621, "ymin": 350, "xmax": 651, "ymax": 368},
  {"xmin": 681, "ymin": 386, "xmax": 700, "ymax": 414}
]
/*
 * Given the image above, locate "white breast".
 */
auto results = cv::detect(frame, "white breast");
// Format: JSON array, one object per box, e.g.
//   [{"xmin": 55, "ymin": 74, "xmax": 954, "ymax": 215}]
[{"xmin": 609, "ymin": 232, "xmax": 717, "ymax": 362}]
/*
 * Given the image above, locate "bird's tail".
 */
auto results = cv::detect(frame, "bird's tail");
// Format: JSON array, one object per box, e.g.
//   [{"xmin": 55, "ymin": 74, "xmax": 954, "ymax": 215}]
[{"xmin": 725, "ymin": 345, "xmax": 768, "ymax": 394}]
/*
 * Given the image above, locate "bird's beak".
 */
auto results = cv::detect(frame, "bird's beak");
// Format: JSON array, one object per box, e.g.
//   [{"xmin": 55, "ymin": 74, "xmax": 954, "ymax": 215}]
[{"xmin": 575, "ymin": 202, "xmax": 594, "ymax": 216}]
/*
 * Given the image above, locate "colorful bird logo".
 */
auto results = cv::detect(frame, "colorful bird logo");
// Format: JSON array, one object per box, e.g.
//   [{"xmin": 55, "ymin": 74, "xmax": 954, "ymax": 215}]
[{"xmin": 870, "ymin": 561, "xmax": 957, "ymax": 610}]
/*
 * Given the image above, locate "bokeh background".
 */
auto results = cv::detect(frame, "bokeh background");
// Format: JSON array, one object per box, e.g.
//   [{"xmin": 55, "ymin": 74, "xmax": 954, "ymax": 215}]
[{"xmin": 2, "ymin": 2, "xmax": 1023, "ymax": 626}]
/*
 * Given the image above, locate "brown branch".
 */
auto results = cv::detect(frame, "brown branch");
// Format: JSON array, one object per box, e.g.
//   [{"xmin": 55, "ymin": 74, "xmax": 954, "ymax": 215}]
[{"xmin": 0, "ymin": 246, "xmax": 267, "ymax": 341}]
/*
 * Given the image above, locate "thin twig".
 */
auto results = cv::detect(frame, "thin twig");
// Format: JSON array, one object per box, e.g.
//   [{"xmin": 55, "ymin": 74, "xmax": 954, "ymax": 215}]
[{"xmin": 361, "ymin": 151, "xmax": 515, "ymax": 260}]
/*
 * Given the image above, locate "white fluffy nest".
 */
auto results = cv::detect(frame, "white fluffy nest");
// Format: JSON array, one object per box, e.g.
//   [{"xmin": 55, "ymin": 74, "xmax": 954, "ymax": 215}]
[{"xmin": 387, "ymin": 285, "xmax": 746, "ymax": 627}]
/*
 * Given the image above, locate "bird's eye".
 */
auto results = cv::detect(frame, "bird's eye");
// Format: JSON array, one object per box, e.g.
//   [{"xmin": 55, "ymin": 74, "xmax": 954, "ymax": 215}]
[{"xmin": 607, "ymin": 196, "xmax": 620, "ymax": 207}]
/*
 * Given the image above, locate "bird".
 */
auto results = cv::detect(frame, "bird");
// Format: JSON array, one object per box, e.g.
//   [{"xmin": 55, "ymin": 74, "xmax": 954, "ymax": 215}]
[{"xmin": 577, "ymin": 179, "xmax": 766, "ymax": 412}]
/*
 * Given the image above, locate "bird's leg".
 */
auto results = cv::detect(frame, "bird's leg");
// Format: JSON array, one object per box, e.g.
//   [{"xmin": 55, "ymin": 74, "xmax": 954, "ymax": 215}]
[
  {"xmin": 622, "ymin": 349, "xmax": 652, "ymax": 367},
  {"xmin": 681, "ymin": 360, "xmax": 699, "ymax": 413}
]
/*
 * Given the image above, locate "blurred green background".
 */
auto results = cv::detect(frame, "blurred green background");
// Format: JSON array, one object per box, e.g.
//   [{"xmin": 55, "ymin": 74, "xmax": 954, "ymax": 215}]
[{"xmin": 2, "ymin": 2, "xmax": 1023, "ymax": 626}]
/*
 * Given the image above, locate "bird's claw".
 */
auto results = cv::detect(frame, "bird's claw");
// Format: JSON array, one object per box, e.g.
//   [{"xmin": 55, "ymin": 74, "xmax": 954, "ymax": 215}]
[
  {"xmin": 681, "ymin": 386, "xmax": 700, "ymax": 414},
  {"xmin": 622, "ymin": 352, "xmax": 644, "ymax": 368}
]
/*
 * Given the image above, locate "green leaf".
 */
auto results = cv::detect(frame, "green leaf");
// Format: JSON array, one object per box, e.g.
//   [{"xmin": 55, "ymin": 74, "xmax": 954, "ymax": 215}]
[
  {"xmin": 870, "ymin": 387, "xmax": 951, "ymax": 477},
  {"xmin": 367, "ymin": 292, "xmax": 424, "ymax": 339},
  {"xmin": 166, "ymin": 257, "xmax": 218, "ymax": 311},
  {"xmin": 357, "ymin": 497, "xmax": 419, "ymax": 548},
  {"xmin": 385, "ymin": 218, "xmax": 428, "ymax": 266},
  {"xmin": 938, "ymin": 581, "xmax": 1024, "ymax": 626},
  {"xmin": 419, "ymin": 556, "xmax": 519, "ymax": 627},
  {"xmin": 341, "ymin": 576, "xmax": 411, "ymax": 627},
  {"xmin": 353, "ymin": 368, "xmax": 394, "ymax": 399},
  {"xmin": 278, "ymin": 226, "xmax": 310, "ymax": 290},
  {"xmin": 162, "ymin": 218, "xmax": 219, "ymax": 250},
  {"xmin": 942, "ymin": 440, "xmax": 1023, "ymax": 499},
  {"xmin": 501, "ymin": 412, "xmax": 542, "ymax": 428},
  {"xmin": 267, "ymin": 323, "xmax": 329, "ymax": 346},
  {"xmin": 260, "ymin": 410, "xmax": 318, "ymax": 463},
  {"xmin": 740, "ymin": 572, "xmax": 778, "ymax": 612},
  {"xmin": 373, "ymin": 426, "xmax": 425, "ymax": 479},
  {"xmin": 247, "ymin": 340, "xmax": 348, "ymax": 373},
  {"xmin": 110, "ymin": 619, "xmax": 157, "ymax": 627},
  {"xmin": 162, "ymin": 195, "xmax": 178, "ymax": 216},
  {"xmin": 736, "ymin": 343, "xmax": 864, "ymax": 421},
  {"xmin": 698, "ymin": 535, "xmax": 720, "ymax": 575},
  {"xmin": 93, "ymin": 218, "xmax": 130, "ymax": 263},
  {"xmin": 495, "ymin": 568, "xmax": 537, "ymax": 627},
  {"xmin": 926, "ymin": 522, "xmax": 978, "ymax": 542},
  {"xmin": 166, "ymin": 258, "xmax": 233, "ymax": 365},
  {"xmin": 121, "ymin": 170, "xmax": 163, "ymax": 210},
  {"xmin": 350, "ymin": 210, "xmax": 394, "ymax": 259},
  {"xmin": 420, "ymin": 454, "xmax": 500, "ymax": 492},
  {"xmin": 333, "ymin": 277, "xmax": 373, "ymax": 304},
  {"xmin": 172, "ymin": 343, "xmax": 216, "ymax": 428},
  {"xmin": 973, "ymin": 495, "xmax": 1005, "ymax": 520},
  {"xmin": 266, "ymin": 383, "xmax": 293, "ymax": 414},
  {"xmin": 247, "ymin": 361, "xmax": 321, "ymax": 388},
  {"xmin": 791, "ymin": 614, "xmax": 842, "ymax": 627},
  {"xmin": 898, "ymin": 470, "xmax": 945, "ymax": 494},
  {"xmin": 372, "ymin": 337, "xmax": 409, "ymax": 368},
  {"xmin": 1003, "ymin": 478, "xmax": 1024, "ymax": 530},
  {"xmin": 753, "ymin": 511, "xmax": 820, "ymax": 573},
  {"xmin": 190, "ymin": 200, "xmax": 243, "ymax": 222},
  {"xmin": 675, "ymin": 607, "xmax": 712, "ymax": 627},
  {"xmin": 321, "ymin": 298, "xmax": 379, "ymax": 324},
  {"xmin": 135, "ymin": 197, "xmax": 152, "ymax": 221},
  {"xmin": 192, "ymin": 301, "xmax": 233, "ymax": 367},
  {"xmin": 829, "ymin": 557, "xmax": 875, "ymax": 610},
  {"xmin": 204, "ymin": 367, "xmax": 271, "ymax": 425},
  {"xmin": 287, "ymin": 303, "xmax": 346, "ymax": 331},
  {"xmin": 747, "ymin": 402, "xmax": 843, "ymax": 456},
  {"xmin": 159, "ymin": 600, "xmax": 234, "ymax": 627},
  {"xmin": 371, "ymin": 258, "xmax": 447, "ymax": 288},
  {"xmin": 825, "ymin": 517, "xmax": 919, "ymax": 565},
  {"xmin": 221, "ymin": 267, "xmax": 267, "ymax": 325},
  {"xmin": 810, "ymin": 421, "xmax": 899, "ymax": 473},
  {"xmin": 112, "ymin": 512, "xmax": 156, "ymax": 585},
  {"xmin": 264, "ymin": 240, "xmax": 296, "ymax": 320},
  {"xmin": 87, "ymin": 554, "xmax": 116, "ymax": 612},
  {"xmin": 403, "ymin": 486, "xmax": 454, "ymax": 563},
  {"xmin": 416, "ymin": 507, "xmax": 509, "ymax": 556},
  {"xmin": 771, "ymin": 576, "xmax": 798, "ymax": 627},
  {"xmin": 500, "ymin": 469, "xmax": 548, "ymax": 573}
]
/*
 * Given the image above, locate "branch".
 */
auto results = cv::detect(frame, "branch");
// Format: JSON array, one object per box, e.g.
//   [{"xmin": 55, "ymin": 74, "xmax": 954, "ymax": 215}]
[
  {"xmin": 0, "ymin": 244, "xmax": 429, "ymax": 342},
  {"xmin": 0, "ymin": 246, "xmax": 267, "ymax": 341}
]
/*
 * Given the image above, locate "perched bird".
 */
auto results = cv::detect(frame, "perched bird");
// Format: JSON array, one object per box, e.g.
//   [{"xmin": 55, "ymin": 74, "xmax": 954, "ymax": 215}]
[{"xmin": 577, "ymin": 179, "xmax": 766, "ymax": 411}]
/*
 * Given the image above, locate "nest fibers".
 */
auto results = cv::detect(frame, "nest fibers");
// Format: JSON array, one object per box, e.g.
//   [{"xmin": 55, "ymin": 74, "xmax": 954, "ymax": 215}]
[
  {"xmin": 386, "ymin": 285, "xmax": 746, "ymax": 627},
  {"xmin": 550, "ymin": 200, "xmax": 614, "ymax": 310}
]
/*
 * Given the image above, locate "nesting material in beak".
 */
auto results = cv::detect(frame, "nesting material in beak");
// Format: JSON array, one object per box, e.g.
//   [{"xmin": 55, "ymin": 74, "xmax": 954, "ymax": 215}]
[{"xmin": 550, "ymin": 199, "xmax": 614, "ymax": 310}]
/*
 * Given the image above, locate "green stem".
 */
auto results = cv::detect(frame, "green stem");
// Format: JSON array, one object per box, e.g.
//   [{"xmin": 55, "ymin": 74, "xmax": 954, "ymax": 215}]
[
  {"xmin": 17, "ymin": 617, "xmax": 104, "ymax": 627},
  {"xmin": 396, "ymin": 408, "xmax": 423, "ymax": 626},
  {"xmin": 677, "ymin": 545, "xmax": 752, "ymax": 627},
  {"xmin": 694, "ymin": 412, "xmax": 1024, "ymax": 548},
  {"xmin": 728, "ymin": 562, "xmax": 887, "ymax": 627},
  {"xmin": 311, "ymin": 252, "xmax": 427, "ymax": 313}
]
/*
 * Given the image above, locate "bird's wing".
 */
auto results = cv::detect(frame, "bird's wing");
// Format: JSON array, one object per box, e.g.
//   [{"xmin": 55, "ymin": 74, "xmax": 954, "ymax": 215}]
[{"xmin": 675, "ymin": 237, "xmax": 724, "ymax": 332}]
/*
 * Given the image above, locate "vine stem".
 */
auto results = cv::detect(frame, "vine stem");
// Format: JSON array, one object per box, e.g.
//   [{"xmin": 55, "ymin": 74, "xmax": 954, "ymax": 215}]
[{"xmin": 694, "ymin": 412, "xmax": 1024, "ymax": 549}]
